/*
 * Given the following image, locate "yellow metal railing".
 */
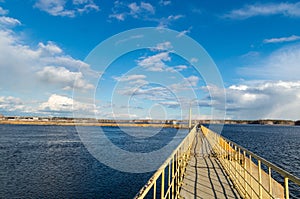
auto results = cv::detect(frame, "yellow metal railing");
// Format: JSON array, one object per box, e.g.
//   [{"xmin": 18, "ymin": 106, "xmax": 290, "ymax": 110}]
[
  {"xmin": 201, "ymin": 125, "xmax": 300, "ymax": 199},
  {"xmin": 134, "ymin": 125, "xmax": 197, "ymax": 199}
]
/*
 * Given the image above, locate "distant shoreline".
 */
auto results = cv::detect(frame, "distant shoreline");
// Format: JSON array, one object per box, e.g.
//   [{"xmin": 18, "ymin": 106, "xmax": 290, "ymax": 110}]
[
  {"xmin": 0, "ymin": 117, "xmax": 299, "ymax": 128},
  {"xmin": 0, "ymin": 120, "xmax": 186, "ymax": 128}
]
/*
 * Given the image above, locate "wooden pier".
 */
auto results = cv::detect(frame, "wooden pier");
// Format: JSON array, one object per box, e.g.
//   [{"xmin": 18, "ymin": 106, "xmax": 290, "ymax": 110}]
[
  {"xmin": 180, "ymin": 132, "xmax": 241, "ymax": 198},
  {"xmin": 134, "ymin": 125, "xmax": 300, "ymax": 199}
]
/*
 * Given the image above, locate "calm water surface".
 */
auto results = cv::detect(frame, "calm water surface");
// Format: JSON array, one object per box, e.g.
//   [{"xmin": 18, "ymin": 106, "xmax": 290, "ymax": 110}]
[
  {"xmin": 0, "ymin": 124, "xmax": 300, "ymax": 198},
  {"xmin": 0, "ymin": 125, "xmax": 187, "ymax": 198}
]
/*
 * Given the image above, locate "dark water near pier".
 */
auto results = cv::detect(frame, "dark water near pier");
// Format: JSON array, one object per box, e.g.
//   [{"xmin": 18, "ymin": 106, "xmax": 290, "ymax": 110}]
[{"xmin": 0, "ymin": 124, "xmax": 300, "ymax": 198}]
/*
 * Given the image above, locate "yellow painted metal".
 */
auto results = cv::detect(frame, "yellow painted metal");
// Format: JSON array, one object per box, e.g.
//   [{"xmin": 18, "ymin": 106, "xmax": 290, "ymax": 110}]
[
  {"xmin": 258, "ymin": 160, "xmax": 262, "ymax": 199},
  {"xmin": 161, "ymin": 169, "xmax": 165, "ymax": 199},
  {"xmin": 269, "ymin": 167, "xmax": 272, "ymax": 196},
  {"xmin": 168, "ymin": 161, "xmax": 170, "ymax": 199},
  {"xmin": 171, "ymin": 157, "xmax": 174, "ymax": 198},
  {"xmin": 235, "ymin": 145, "xmax": 238, "ymax": 184},
  {"xmin": 243, "ymin": 150, "xmax": 247, "ymax": 197},
  {"xmin": 154, "ymin": 181, "xmax": 156, "ymax": 199},
  {"xmin": 284, "ymin": 177, "xmax": 289, "ymax": 199},
  {"xmin": 250, "ymin": 154, "xmax": 253, "ymax": 198},
  {"xmin": 201, "ymin": 125, "xmax": 300, "ymax": 199},
  {"xmin": 135, "ymin": 125, "xmax": 300, "ymax": 199},
  {"xmin": 134, "ymin": 125, "xmax": 197, "ymax": 199}
]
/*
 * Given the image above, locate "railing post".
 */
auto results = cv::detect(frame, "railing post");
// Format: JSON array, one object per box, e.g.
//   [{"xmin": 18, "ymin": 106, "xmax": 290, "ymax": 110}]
[
  {"xmin": 217, "ymin": 135, "xmax": 221, "ymax": 157},
  {"xmin": 225, "ymin": 141, "xmax": 231, "ymax": 173},
  {"xmin": 249, "ymin": 155, "xmax": 253, "ymax": 198},
  {"xmin": 221, "ymin": 139, "xmax": 224, "ymax": 158},
  {"xmin": 268, "ymin": 167, "xmax": 272, "ymax": 197},
  {"xmin": 223, "ymin": 140, "xmax": 225, "ymax": 156},
  {"xmin": 234, "ymin": 145, "xmax": 237, "ymax": 182},
  {"xmin": 228, "ymin": 142, "xmax": 231, "ymax": 177},
  {"xmin": 238, "ymin": 148, "xmax": 241, "ymax": 166},
  {"xmin": 258, "ymin": 160, "xmax": 262, "ymax": 199},
  {"xmin": 154, "ymin": 181, "xmax": 157, "ymax": 199},
  {"xmin": 168, "ymin": 161, "xmax": 171, "ymax": 199},
  {"xmin": 284, "ymin": 177, "xmax": 289, "ymax": 199},
  {"xmin": 161, "ymin": 169, "xmax": 165, "ymax": 199},
  {"xmin": 176, "ymin": 150, "xmax": 180, "ymax": 196},
  {"xmin": 238, "ymin": 148, "xmax": 241, "ymax": 184},
  {"xmin": 172, "ymin": 157, "xmax": 175, "ymax": 199},
  {"xmin": 243, "ymin": 151, "xmax": 247, "ymax": 197},
  {"xmin": 223, "ymin": 139, "xmax": 226, "ymax": 159},
  {"xmin": 219, "ymin": 135, "xmax": 222, "ymax": 157}
]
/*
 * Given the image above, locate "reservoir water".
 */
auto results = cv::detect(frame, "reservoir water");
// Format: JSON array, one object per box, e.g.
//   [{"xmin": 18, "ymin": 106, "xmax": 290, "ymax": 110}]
[{"xmin": 0, "ymin": 124, "xmax": 299, "ymax": 198}]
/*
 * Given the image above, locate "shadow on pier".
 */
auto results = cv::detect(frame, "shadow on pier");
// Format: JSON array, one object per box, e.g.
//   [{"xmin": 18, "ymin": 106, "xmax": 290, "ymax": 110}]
[{"xmin": 180, "ymin": 131, "xmax": 241, "ymax": 199}]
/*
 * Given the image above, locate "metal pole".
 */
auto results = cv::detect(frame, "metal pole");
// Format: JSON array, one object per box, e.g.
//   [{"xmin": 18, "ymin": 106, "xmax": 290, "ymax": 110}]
[
  {"xmin": 235, "ymin": 145, "xmax": 237, "ymax": 182},
  {"xmin": 161, "ymin": 170, "xmax": 165, "ymax": 199},
  {"xmin": 244, "ymin": 151, "xmax": 247, "ymax": 197},
  {"xmin": 269, "ymin": 167, "xmax": 272, "ymax": 196},
  {"xmin": 172, "ymin": 157, "xmax": 175, "ymax": 199},
  {"xmin": 153, "ymin": 181, "xmax": 157, "ymax": 199},
  {"xmin": 250, "ymin": 155, "xmax": 253, "ymax": 198},
  {"xmin": 284, "ymin": 177, "xmax": 289, "ymax": 199},
  {"xmin": 168, "ymin": 161, "xmax": 171, "ymax": 199},
  {"xmin": 258, "ymin": 160, "xmax": 262, "ymax": 199}
]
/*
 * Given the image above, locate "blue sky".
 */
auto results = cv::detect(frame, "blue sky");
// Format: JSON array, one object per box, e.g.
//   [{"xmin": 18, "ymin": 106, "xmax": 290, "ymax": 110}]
[{"xmin": 0, "ymin": 0, "xmax": 300, "ymax": 120}]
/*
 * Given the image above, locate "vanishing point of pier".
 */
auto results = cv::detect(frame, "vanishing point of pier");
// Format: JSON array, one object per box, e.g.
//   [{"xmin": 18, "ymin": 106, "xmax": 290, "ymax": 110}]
[{"xmin": 134, "ymin": 125, "xmax": 300, "ymax": 199}]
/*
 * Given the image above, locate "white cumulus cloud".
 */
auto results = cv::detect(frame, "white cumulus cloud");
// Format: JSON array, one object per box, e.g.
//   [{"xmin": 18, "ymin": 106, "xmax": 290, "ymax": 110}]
[
  {"xmin": 36, "ymin": 66, "xmax": 94, "ymax": 90},
  {"xmin": 0, "ymin": 96, "xmax": 25, "ymax": 112},
  {"xmin": 0, "ymin": 29, "xmax": 92, "ymax": 92},
  {"xmin": 39, "ymin": 94, "xmax": 96, "ymax": 114},
  {"xmin": 109, "ymin": 1, "xmax": 155, "ymax": 21},
  {"xmin": 208, "ymin": 81, "xmax": 300, "ymax": 120},
  {"xmin": 169, "ymin": 75, "xmax": 199, "ymax": 92},
  {"xmin": 128, "ymin": 2, "xmax": 155, "ymax": 16},
  {"xmin": 177, "ymin": 27, "xmax": 192, "ymax": 38},
  {"xmin": 152, "ymin": 41, "xmax": 173, "ymax": 51},
  {"xmin": 263, "ymin": 35, "xmax": 300, "ymax": 44},
  {"xmin": 118, "ymin": 85, "xmax": 173, "ymax": 101},
  {"xmin": 39, "ymin": 94, "xmax": 73, "ymax": 112},
  {"xmin": 0, "ymin": 6, "xmax": 8, "ymax": 15},
  {"xmin": 159, "ymin": 0, "xmax": 171, "ymax": 6},
  {"xmin": 0, "ymin": 8, "xmax": 97, "ymax": 116},
  {"xmin": 158, "ymin": 15, "xmax": 184, "ymax": 28},
  {"xmin": 138, "ymin": 52, "xmax": 170, "ymax": 72},
  {"xmin": 224, "ymin": 2, "xmax": 300, "ymax": 19},
  {"xmin": 38, "ymin": 41, "xmax": 63, "ymax": 55},
  {"xmin": 0, "ymin": 16, "xmax": 21, "ymax": 27},
  {"xmin": 34, "ymin": 0, "xmax": 99, "ymax": 17},
  {"xmin": 114, "ymin": 74, "xmax": 149, "ymax": 86},
  {"xmin": 114, "ymin": 74, "xmax": 146, "ymax": 82},
  {"xmin": 136, "ymin": 52, "xmax": 188, "ymax": 73}
]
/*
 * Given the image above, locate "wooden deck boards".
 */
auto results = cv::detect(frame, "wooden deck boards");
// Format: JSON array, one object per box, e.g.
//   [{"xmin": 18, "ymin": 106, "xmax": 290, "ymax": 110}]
[{"xmin": 180, "ymin": 132, "xmax": 241, "ymax": 199}]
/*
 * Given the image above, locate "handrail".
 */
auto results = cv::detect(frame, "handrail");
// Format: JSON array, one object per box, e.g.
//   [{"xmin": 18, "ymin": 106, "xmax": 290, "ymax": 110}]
[
  {"xmin": 134, "ymin": 125, "xmax": 197, "ymax": 199},
  {"xmin": 201, "ymin": 125, "xmax": 300, "ymax": 199},
  {"xmin": 134, "ymin": 124, "xmax": 300, "ymax": 199},
  {"xmin": 220, "ymin": 132, "xmax": 300, "ymax": 185}
]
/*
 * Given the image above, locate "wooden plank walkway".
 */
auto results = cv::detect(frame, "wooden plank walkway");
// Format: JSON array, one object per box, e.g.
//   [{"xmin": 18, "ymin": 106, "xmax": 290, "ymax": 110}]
[{"xmin": 180, "ymin": 130, "xmax": 241, "ymax": 199}]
